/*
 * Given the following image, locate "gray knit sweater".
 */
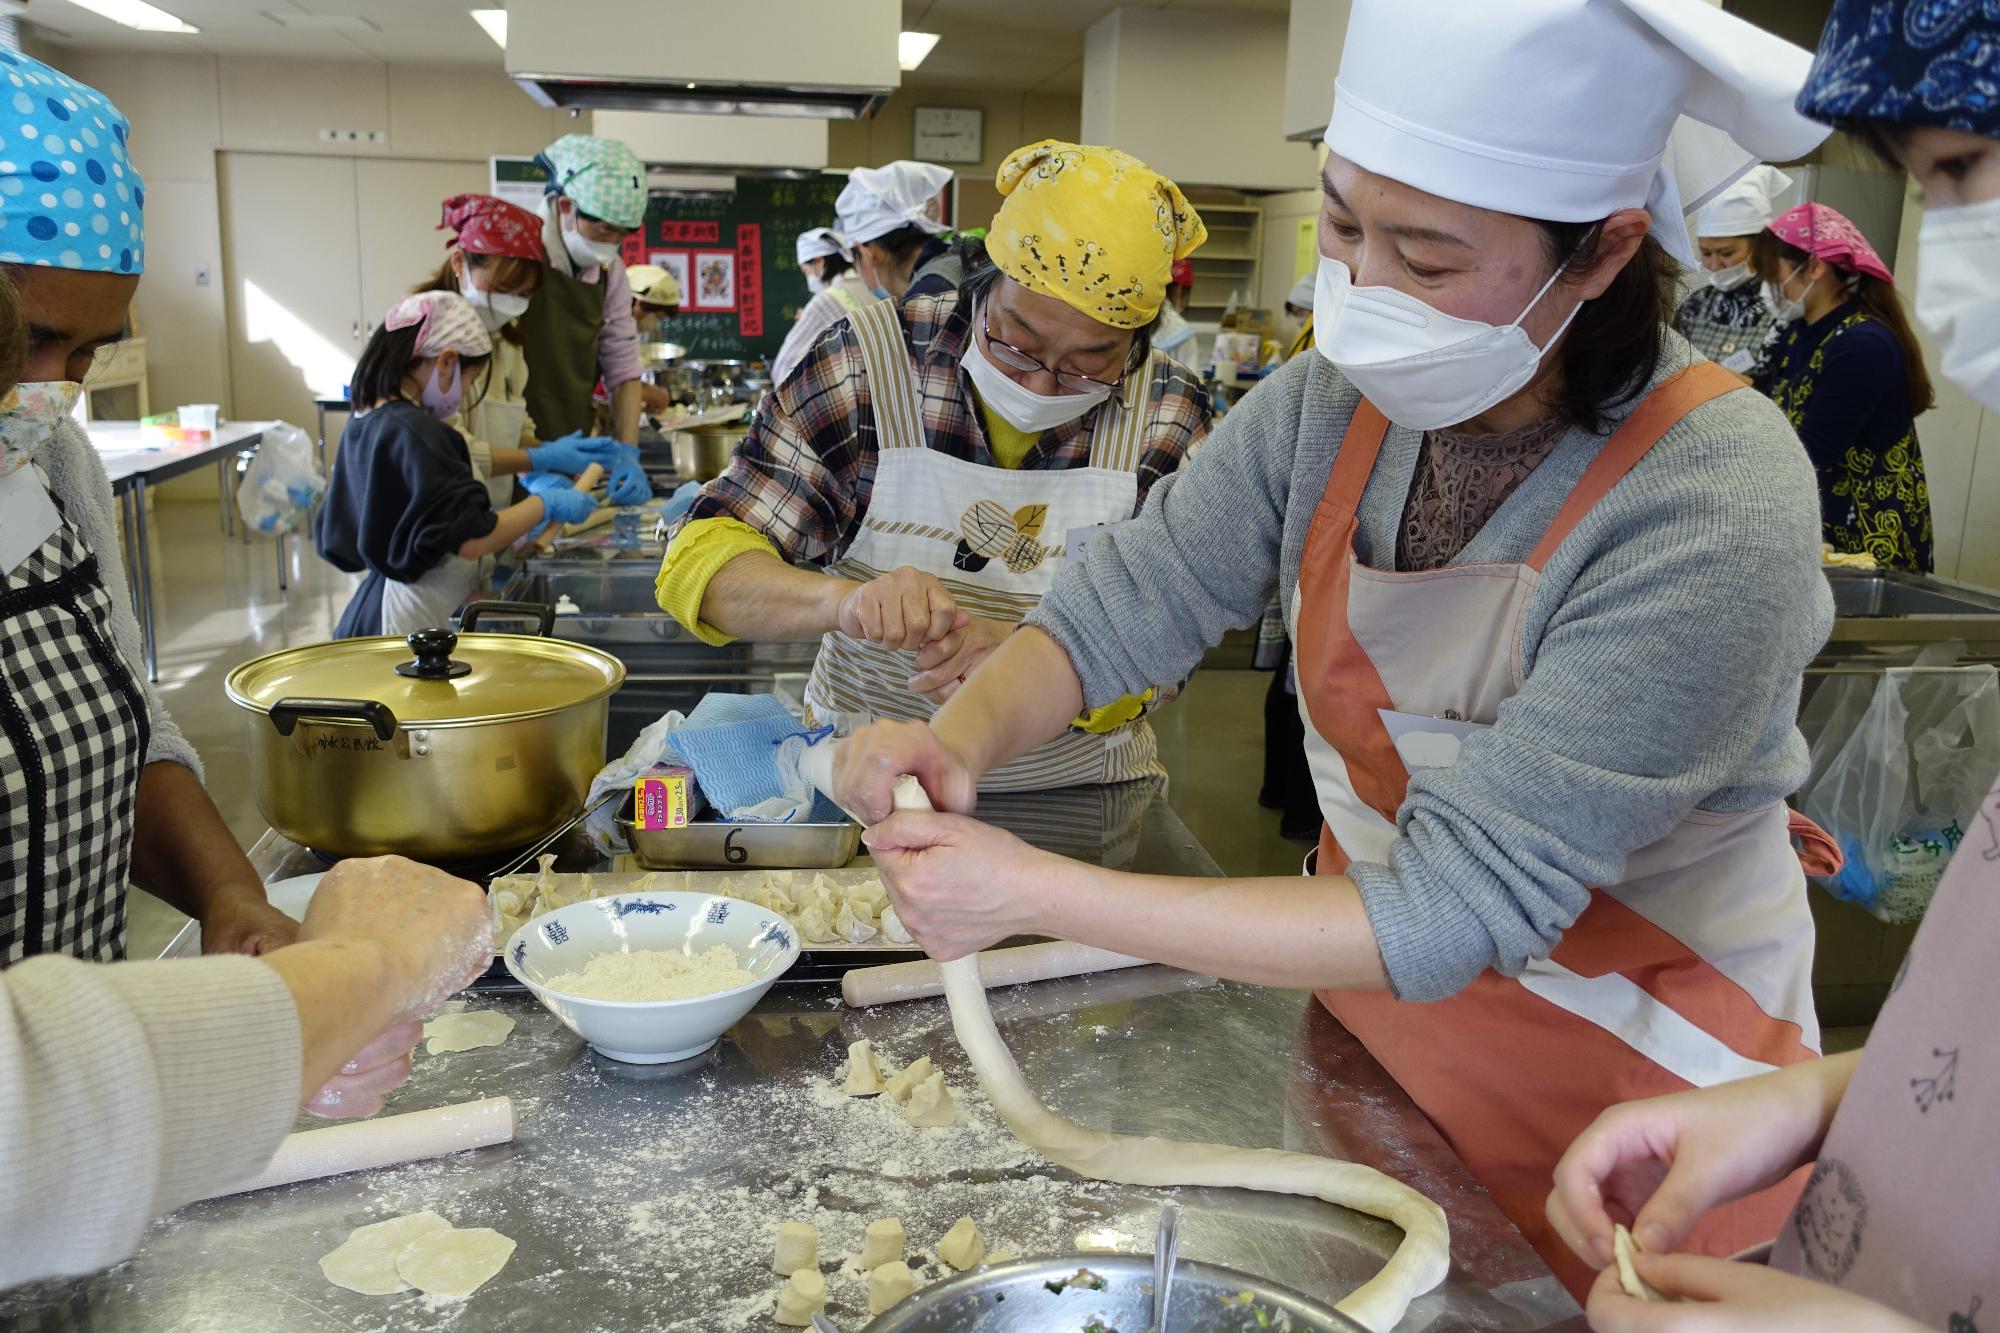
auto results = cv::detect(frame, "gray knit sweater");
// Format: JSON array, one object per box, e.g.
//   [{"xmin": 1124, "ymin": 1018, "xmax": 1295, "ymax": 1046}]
[
  {"xmin": 40, "ymin": 415, "xmax": 203, "ymax": 777},
  {"xmin": 1030, "ymin": 333, "xmax": 1832, "ymax": 1002}
]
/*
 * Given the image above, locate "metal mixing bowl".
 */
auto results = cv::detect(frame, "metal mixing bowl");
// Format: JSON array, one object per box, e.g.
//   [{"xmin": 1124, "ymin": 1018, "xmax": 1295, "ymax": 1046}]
[{"xmin": 861, "ymin": 1254, "xmax": 1369, "ymax": 1332}]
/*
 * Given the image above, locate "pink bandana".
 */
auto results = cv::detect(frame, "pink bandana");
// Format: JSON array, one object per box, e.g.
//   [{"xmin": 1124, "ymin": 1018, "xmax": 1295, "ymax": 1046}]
[
  {"xmin": 382, "ymin": 291, "xmax": 492, "ymax": 359},
  {"xmin": 1767, "ymin": 202, "xmax": 1894, "ymax": 284}
]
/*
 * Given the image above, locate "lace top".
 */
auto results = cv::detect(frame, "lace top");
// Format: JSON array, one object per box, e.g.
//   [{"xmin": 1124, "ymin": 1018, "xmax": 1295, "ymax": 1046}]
[{"xmin": 1398, "ymin": 413, "xmax": 1569, "ymax": 571}]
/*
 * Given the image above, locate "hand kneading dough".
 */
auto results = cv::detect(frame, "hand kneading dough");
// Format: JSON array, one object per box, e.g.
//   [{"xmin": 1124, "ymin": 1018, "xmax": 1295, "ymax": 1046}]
[
  {"xmin": 772, "ymin": 1221, "xmax": 817, "ymax": 1275},
  {"xmin": 422, "ymin": 1009, "xmax": 515, "ymax": 1055},
  {"xmin": 843, "ymin": 1039, "xmax": 887, "ymax": 1096},
  {"xmin": 867, "ymin": 1260, "xmax": 915, "ymax": 1314},
  {"xmin": 394, "ymin": 1226, "xmax": 516, "ymax": 1299},
  {"xmin": 1613, "ymin": 1224, "xmax": 1668, "ymax": 1302},
  {"xmin": 902, "ymin": 1070, "xmax": 958, "ymax": 1127},
  {"xmin": 883, "ymin": 1055, "xmax": 933, "ymax": 1102},
  {"xmin": 886, "ymin": 773, "xmax": 1452, "ymax": 1333},
  {"xmin": 858, "ymin": 1217, "xmax": 905, "ymax": 1270},
  {"xmin": 936, "ymin": 1216, "xmax": 985, "ymax": 1271},
  {"xmin": 319, "ymin": 1209, "xmax": 452, "ymax": 1295},
  {"xmin": 773, "ymin": 1267, "xmax": 827, "ymax": 1326}
]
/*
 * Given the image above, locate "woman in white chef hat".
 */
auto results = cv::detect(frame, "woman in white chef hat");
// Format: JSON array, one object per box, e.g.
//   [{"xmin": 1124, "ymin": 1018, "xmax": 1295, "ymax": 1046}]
[
  {"xmin": 836, "ymin": 160, "xmax": 959, "ymax": 305},
  {"xmin": 771, "ymin": 226, "xmax": 876, "ymax": 386},
  {"xmin": 1672, "ymin": 165, "xmax": 1794, "ymax": 373},
  {"xmin": 836, "ymin": 0, "xmax": 1841, "ymax": 1299}
]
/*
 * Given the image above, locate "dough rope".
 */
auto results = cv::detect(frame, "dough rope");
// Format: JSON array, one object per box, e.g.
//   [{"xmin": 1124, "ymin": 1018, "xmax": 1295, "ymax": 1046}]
[{"xmin": 890, "ymin": 777, "xmax": 1450, "ymax": 1331}]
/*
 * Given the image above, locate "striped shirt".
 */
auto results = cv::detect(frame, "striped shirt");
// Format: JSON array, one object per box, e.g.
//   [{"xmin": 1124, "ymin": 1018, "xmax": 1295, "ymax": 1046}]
[{"xmin": 678, "ymin": 288, "xmax": 1210, "ymax": 565}]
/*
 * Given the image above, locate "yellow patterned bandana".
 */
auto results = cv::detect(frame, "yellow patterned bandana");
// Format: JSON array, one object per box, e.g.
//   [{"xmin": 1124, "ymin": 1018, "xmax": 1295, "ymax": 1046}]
[{"xmin": 985, "ymin": 140, "xmax": 1206, "ymax": 330}]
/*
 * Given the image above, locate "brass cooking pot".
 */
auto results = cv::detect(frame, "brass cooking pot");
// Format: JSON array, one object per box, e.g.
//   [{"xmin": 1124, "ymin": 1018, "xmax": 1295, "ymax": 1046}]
[
  {"xmin": 224, "ymin": 604, "xmax": 625, "ymax": 860},
  {"xmin": 671, "ymin": 421, "xmax": 750, "ymax": 482}
]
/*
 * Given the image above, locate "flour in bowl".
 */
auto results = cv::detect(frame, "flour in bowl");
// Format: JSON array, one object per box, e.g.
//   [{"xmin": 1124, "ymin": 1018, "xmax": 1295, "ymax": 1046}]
[{"xmin": 545, "ymin": 946, "xmax": 752, "ymax": 1000}]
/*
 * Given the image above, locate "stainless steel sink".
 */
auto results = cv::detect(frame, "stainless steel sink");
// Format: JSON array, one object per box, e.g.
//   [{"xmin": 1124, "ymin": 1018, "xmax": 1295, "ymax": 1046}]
[
  {"xmin": 1826, "ymin": 572, "xmax": 2000, "ymax": 618},
  {"xmin": 1820, "ymin": 569, "xmax": 2000, "ymax": 653}
]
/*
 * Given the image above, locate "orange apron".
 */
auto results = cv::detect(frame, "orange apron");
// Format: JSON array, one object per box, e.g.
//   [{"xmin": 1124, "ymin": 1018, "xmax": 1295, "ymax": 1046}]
[{"xmin": 1292, "ymin": 364, "xmax": 1836, "ymax": 1299}]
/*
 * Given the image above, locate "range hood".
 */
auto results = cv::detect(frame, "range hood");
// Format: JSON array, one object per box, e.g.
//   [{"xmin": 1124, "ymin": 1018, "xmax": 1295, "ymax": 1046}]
[{"xmin": 506, "ymin": 0, "xmax": 900, "ymax": 120}]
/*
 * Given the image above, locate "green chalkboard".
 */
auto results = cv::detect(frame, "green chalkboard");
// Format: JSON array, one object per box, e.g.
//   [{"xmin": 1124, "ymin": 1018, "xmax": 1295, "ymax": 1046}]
[{"xmin": 619, "ymin": 175, "xmax": 848, "ymax": 363}]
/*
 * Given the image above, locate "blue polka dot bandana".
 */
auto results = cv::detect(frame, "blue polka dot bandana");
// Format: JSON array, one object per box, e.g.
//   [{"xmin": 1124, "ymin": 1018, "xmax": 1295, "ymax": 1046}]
[
  {"xmin": 0, "ymin": 51, "xmax": 143, "ymax": 273},
  {"xmin": 1799, "ymin": 0, "xmax": 2000, "ymax": 137}
]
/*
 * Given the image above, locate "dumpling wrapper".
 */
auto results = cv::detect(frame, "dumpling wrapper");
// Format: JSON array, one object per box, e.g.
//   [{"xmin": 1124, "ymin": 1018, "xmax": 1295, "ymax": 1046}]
[
  {"xmin": 845, "ymin": 878, "xmax": 889, "ymax": 914},
  {"xmin": 319, "ymin": 1209, "xmax": 452, "ymax": 1295},
  {"xmin": 422, "ymin": 1010, "xmax": 516, "ymax": 1055},
  {"xmin": 879, "ymin": 905, "xmax": 913, "ymax": 945},
  {"xmin": 1612, "ymin": 1224, "xmax": 1669, "ymax": 1302},
  {"xmin": 833, "ymin": 901, "xmax": 878, "ymax": 944},
  {"xmin": 395, "ymin": 1225, "xmax": 517, "ymax": 1299},
  {"xmin": 799, "ymin": 904, "xmax": 838, "ymax": 943}
]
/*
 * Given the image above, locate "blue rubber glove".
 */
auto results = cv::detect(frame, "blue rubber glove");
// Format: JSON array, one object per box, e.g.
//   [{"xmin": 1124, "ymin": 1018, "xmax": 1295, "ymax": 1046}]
[
  {"xmin": 520, "ymin": 470, "xmax": 574, "ymax": 499},
  {"xmin": 527, "ymin": 432, "xmax": 637, "ymax": 476},
  {"xmin": 536, "ymin": 481, "xmax": 599, "ymax": 527},
  {"xmin": 607, "ymin": 464, "xmax": 651, "ymax": 506}
]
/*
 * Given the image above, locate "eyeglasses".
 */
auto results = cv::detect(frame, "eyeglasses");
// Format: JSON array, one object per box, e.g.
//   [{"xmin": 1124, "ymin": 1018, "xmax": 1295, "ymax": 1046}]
[{"xmin": 981, "ymin": 307, "xmax": 1129, "ymax": 395}]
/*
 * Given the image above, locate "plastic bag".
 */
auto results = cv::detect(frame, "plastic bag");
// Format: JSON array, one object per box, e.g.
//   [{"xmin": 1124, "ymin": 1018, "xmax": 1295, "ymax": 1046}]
[
  {"xmin": 235, "ymin": 421, "xmax": 323, "ymax": 535},
  {"xmin": 1796, "ymin": 663, "xmax": 2000, "ymax": 922}
]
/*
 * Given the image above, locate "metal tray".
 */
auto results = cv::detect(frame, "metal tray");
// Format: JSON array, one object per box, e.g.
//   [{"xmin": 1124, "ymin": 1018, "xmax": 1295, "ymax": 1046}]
[
  {"xmin": 862, "ymin": 1253, "xmax": 1368, "ymax": 1332},
  {"xmin": 618, "ymin": 792, "xmax": 861, "ymax": 869}
]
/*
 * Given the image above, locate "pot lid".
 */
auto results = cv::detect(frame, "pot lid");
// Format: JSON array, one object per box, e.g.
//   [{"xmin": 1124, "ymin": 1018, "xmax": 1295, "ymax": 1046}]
[{"xmin": 225, "ymin": 628, "xmax": 625, "ymax": 728}]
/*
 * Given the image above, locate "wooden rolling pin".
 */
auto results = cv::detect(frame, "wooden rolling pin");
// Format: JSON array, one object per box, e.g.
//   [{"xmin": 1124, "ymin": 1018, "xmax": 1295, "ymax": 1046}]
[
  {"xmin": 842, "ymin": 941, "xmax": 1150, "ymax": 1008},
  {"xmin": 197, "ymin": 1096, "xmax": 515, "ymax": 1201},
  {"xmin": 536, "ymin": 462, "xmax": 604, "ymax": 551}
]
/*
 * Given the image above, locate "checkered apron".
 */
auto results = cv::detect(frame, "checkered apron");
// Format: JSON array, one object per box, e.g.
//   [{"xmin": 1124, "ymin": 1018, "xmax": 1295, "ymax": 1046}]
[{"xmin": 0, "ymin": 467, "xmax": 149, "ymax": 962}]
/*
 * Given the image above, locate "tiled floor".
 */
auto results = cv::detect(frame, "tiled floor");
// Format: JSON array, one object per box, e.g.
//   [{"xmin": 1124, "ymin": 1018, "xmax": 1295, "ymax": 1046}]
[{"xmin": 124, "ymin": 498, "xmax": 1311, "ymax": 957}]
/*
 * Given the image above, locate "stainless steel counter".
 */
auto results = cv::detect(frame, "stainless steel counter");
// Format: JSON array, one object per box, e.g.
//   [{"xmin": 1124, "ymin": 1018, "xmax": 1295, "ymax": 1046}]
[{"xmin": 6, "ymin": 787, "xmax": 1583, "ymax": 1332}]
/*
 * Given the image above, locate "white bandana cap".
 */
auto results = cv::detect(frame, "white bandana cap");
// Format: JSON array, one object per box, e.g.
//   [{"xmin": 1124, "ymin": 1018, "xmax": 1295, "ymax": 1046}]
[
  {"xmin": 1693, "ymin": 164, "xmax": 1794, "ymax": 238},
  {"xmin": 384, "ymin": 291, "xmax": 492, "ymax": 359},
  {"xmin": 836, "ymin": 161, "xmax": 954, "ymax": 245},
  {"xmin": 796, "ymin": 226, "xmax": 853, "ymax": 265},
  {"xmin": 1326, "ymin": 0, "xmax": 1832, "ymax": 268}
]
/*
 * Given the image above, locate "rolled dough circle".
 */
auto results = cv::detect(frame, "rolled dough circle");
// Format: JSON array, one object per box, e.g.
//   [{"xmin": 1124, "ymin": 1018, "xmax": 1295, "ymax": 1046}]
[{"xmin": 394, "ymin": 1226, "xmax": 517, "ymax": 1299}]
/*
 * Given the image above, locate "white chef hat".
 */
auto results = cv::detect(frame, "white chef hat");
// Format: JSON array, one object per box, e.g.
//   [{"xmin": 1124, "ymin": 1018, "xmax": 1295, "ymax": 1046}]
[
  {"xmin": 796, "ymin": 226, "xmax": 854, "ymax": 266},
  {"xmin": 837, "ymin": 161, "xmax": 954, "ymax": 245},
  {"xmin": 1286, "ymin": 276, "xmax": 1316, "ymax": 310},
  {"xmin": 1325, "ymin": 0, "xmax": 1831, "ymax": 268},
  {"xmin": 1692, "ymin": 165, "xmax": 1794, "ymax": 238}
]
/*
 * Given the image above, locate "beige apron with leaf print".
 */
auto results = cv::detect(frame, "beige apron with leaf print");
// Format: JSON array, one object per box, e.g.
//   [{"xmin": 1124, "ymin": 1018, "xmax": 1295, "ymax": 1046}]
[{"xmin": 802, "ymin": 298, "xmax": 1162, "ymax": 791}]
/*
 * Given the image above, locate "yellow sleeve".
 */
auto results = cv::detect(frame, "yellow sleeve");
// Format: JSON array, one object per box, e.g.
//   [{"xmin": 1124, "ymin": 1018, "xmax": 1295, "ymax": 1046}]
[
  {"xmin": 655, "ymin": 517, "xmax": 783, "ymax": 646},
  {"xmin": 1074, "ymin": 687, "xmax": 1154, "ymax": 734}
]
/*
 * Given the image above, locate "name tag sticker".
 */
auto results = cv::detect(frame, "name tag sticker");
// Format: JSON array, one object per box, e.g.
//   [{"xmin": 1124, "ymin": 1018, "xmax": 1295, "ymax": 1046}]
[
  {"xmin": 1377, "ymin": 708, "xmax": 1490, "ymax": 775},
  {"xmin": 1066, "ymin": 522, "xmax": 1119, "ymax": 560},
  {"xmin": 1719, "ymin": 347, "xmax": 1757, "ymax": 374},
  {"xmin": 0, "ymin": 466, "xmax": 60, "ymax": 575}
]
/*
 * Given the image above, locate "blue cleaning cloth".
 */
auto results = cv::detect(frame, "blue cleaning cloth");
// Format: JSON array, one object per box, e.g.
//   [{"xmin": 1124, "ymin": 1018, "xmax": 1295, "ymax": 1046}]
[{"xmin": 664, "ymin": 694, "xmax": 843, "ymax": 821}]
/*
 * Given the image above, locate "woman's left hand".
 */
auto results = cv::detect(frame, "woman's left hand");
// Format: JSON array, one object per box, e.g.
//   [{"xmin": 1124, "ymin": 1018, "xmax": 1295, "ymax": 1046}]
[
  {"xmin": 303, "ymin": 1021, "xmax": 422, "ymax": 1119},
  {"xmin": 199, "ymin": 888, "xmax": 301, "ymax": 956},
  {"xmin": 863, "ymin": 812, "xmax": 1061, "ymax": 960},
  {"xmin": 1585, "ymin": 1253, "xmax": 1932, "ymax": 1333}
]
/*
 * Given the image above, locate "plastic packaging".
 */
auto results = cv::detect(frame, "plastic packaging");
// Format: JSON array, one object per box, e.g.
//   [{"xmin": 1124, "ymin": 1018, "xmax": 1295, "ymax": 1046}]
[{"xmin": 234, "ymin": 420, "xmax": 324, "ymax": 535}]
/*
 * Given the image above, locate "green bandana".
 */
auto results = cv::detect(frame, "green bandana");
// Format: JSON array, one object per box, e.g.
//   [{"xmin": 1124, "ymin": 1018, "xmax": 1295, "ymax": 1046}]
[{"xmin": 536, "ymin": 134, "xmax": 646, "ymax": 230}]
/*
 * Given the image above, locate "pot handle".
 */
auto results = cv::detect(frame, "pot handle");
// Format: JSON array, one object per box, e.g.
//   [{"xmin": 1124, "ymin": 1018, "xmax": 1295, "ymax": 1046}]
[
  {"xmin": 268, "ymin": 697, "xmax": 398, "ymax": 742},
  {"xmin": 461, "ymin": 600, "xmax": 556, "ymax": 638}
]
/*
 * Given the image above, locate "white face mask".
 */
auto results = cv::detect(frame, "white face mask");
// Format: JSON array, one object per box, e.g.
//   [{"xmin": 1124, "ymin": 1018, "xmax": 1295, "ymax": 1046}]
[
  {"xmin": 1763, "ymin": 263, "xmax": 1810, "ymax": 325},
  {"xmin": 1915, "ymin": 195, "xmax": 2000, "ymax": 413},
  {"xmin": 1706, "ymin": 261, "xmax": 1755, "ymax": 291},
  {"xmin": 561, "ymin": 210, "xmax": 620, "ymax": 272},
  {"xmin": 460, "ymin": 276, "xmax": 530, "ymax": 332},
  {"xmin": 806, "ymin": 272, "xmax": 828, "ymax": 295},
  {"xmin": 961, "ymin": 312, "xmax": 1112, "ymax": 434},
  {"xmin": 1312, "ymin": 254, "xmax": 1580, "ymax": 431}
]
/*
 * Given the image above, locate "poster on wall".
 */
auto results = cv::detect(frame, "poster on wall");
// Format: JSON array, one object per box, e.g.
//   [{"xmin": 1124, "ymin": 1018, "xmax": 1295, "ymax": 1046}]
[
  {"xmin": 691, "ymin": 251, "xmax": 737, "ymax": 311},
  {"xmin": 648, "ymin": 252, "xmax": 691, "ymax": 301}
]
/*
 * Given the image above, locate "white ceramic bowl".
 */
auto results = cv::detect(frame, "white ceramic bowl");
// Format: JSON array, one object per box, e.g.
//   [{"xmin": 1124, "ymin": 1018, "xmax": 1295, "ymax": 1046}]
[{"xmin": 504, "ymin": 892, "xmax": 799, "ymax": 1064}]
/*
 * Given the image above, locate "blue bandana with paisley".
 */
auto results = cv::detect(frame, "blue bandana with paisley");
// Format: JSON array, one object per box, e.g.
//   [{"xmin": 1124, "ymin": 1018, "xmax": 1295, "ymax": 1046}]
[{"xmin": 1799, "ymin": 0, "xmax": 2000, "ymax": 134}]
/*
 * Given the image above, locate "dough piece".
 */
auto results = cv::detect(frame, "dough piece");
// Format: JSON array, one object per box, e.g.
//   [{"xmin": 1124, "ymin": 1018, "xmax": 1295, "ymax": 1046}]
[
  {"xmin": 883, "ymin": 1055, "xmax": 934, "ymax": 1102},
  {"xmin": 394, "ymin": 1226, "xmax": 516, "ymax": 1299},
  {"xmin": 771, "ymin": 1221, "xmax": 817, "ymax": 1275},
  {"xmin": 422, "ymin": 1010, "xmax": 516, "ymax": 1055},
  {"xmin": 843, "ymin": 1039, "xmax": 887, "ymax": 1097},
  {"xmin": 858, "ymin": 1217, "xmax": 906, "ymax": 1270},
  {"xmin": 984, "ymin": 1251, "xmax": 1017, "ymax": 1265},
  {"xmin": 866, "ymin": 1260, "xmax": 915, "ymax": 1314},
  {"xmin": 878, "ymin": 905, "xmax": 914, "ymax": 945},
  {"xmin": 798, "ymin": 904, "xmax": 837, "ymax": 944},
  {"xmin": 891, "ymin": 772, "xmax": 1452, "ymax": 1333},
  {"xmin": 1613, "ymin": 1224, "xmax": 1668, "ymax": 1302},
  {"xmin": 318, "ymin": 1209, "xmax": 452, "ymax": 1295},
  {"xmin": 903, "ymin": 1070, "xmax": 958, "ymax": 1127},
  {"xmin": 833, "ymin": 901, "xmax": 878, "ymax": 944},
  {"xmin": 761, "ymin": 870, "xmax": 797, "ymax": 905},
  {"xmin": 773, "ymin": 1267, "xmax": 827, "ymax": 1326},
  {"xmin": 936, "ymin": 1216, "xmax": 985, "ymax": 1271}
]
